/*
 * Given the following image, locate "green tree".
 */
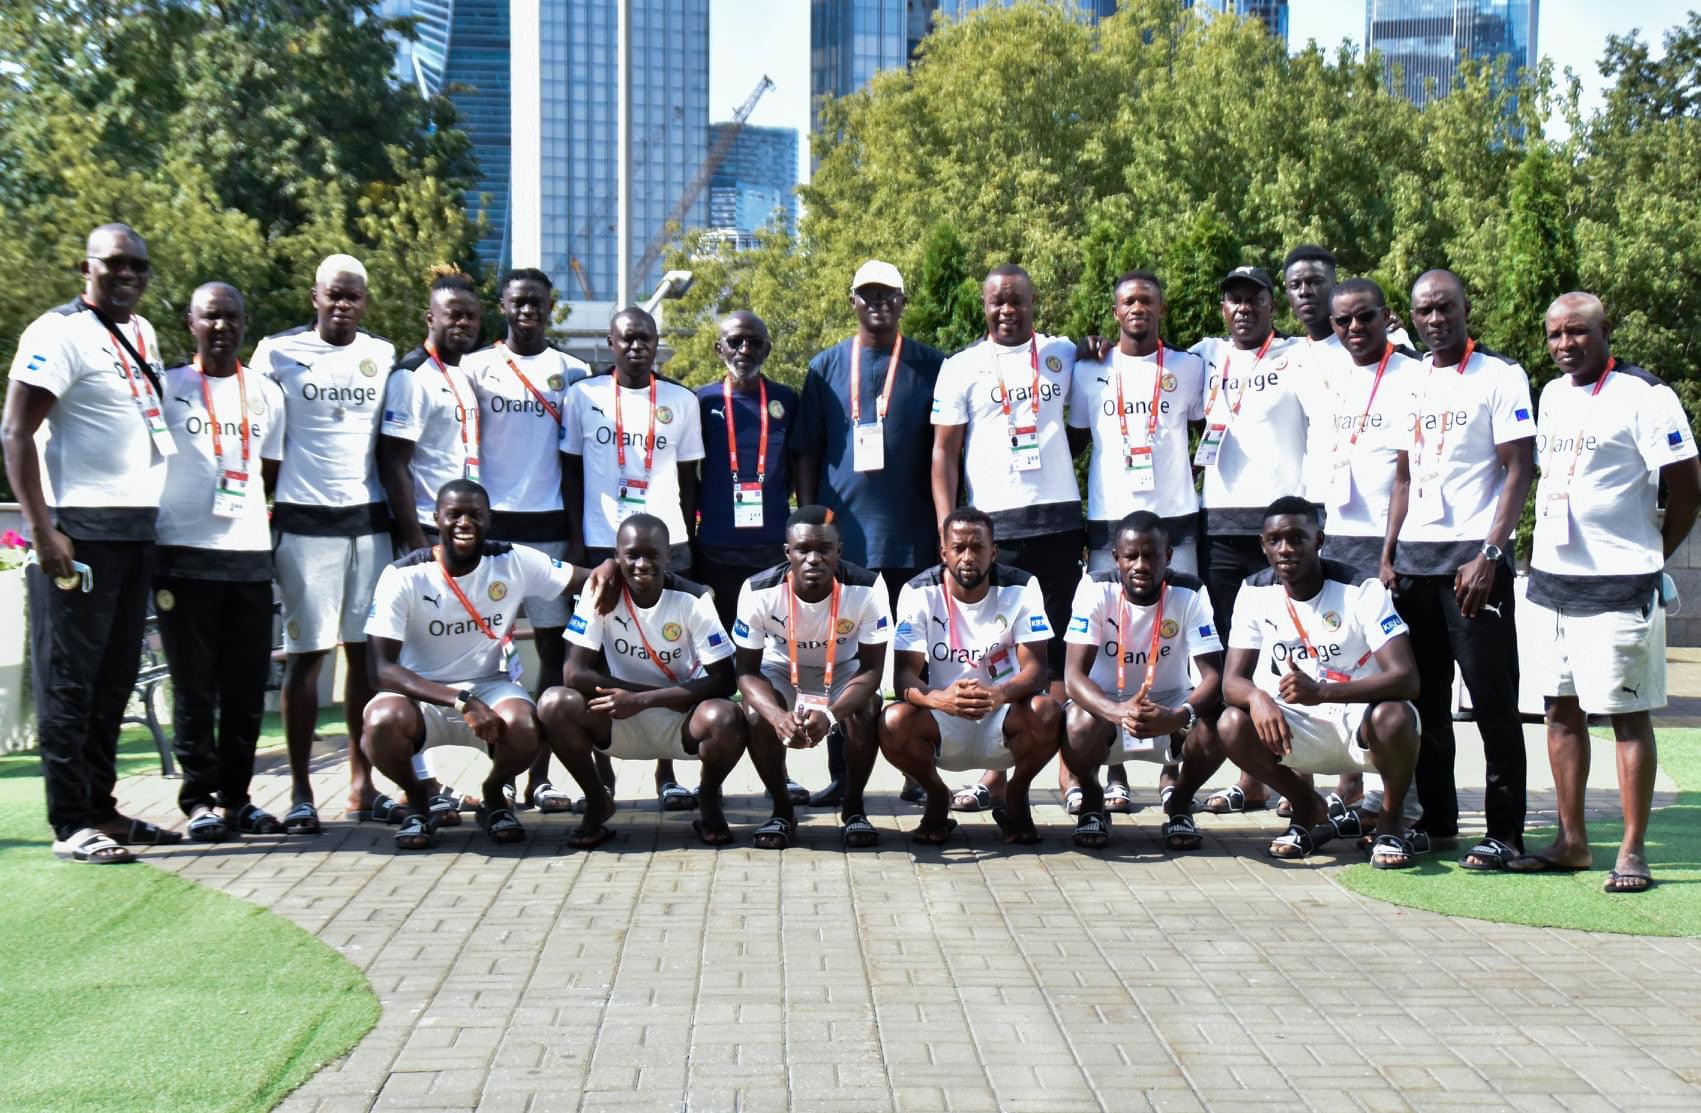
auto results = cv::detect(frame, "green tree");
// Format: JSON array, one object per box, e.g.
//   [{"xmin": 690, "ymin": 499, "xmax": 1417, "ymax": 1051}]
[{"xmin": 904, "ymin": 223, "xmax": 985, "ymax": 353}]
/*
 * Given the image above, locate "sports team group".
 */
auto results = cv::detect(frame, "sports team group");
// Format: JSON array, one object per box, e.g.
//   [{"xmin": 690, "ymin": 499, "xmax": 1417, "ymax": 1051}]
[{"xmin": 5, "ymin": 222, "xmax": 1694, "ymax": 894}]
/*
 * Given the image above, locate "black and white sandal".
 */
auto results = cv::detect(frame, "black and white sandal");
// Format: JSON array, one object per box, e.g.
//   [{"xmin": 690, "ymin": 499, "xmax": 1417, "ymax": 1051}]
[
  {"xmin": 1162, "ymin": 812, "xmax": 1202, "ymax": 851},
  {"xmin": 187, "ymin": 809, "xmax": 229, "ymax": 843},
  {"xmin": 1064, "ymin": 787, "xmax": 1084, "ymax": 816},
  {"xmin": 427, "ymin": 791, "xmax": 463, "ymax": 827},
  {"xmin": 1370, "ymin": 832, "xmax": 1415, "ymax": 869},
  {"xmin": 1103, "ymin": 782, "xmax": 1135, "ymax": 814},
  {"xmin": 841, "ymin": 814, "xmax": 879, "ymax": 848},
  {"xmin": 1460, "ymin": 836, "xmax": 1520, "ymax": 871},
  {"xmin": 751, "ymin": 816, "xmax": 795, "ymax": 850},
  {"xmin": 1073, "ymin": 811, "xmax": 1112, "ymax": 849},
  {"xmin": 51, "ymin": 827, "xmax": 133, "ymax": 864},
  {"xmin": 394, "ymin": 814, "xmax": 435, "ymax": 850},
  {"xmin": 659, "ymin": 782, "xmax": 698, "ymax": 811},
  {"xmin": 233, "ymin": 803, "xmax": 283, "ymax": 835},
  {"xmin": 283, "ymin": 801, "xmax": 322, "ymax": 834},
  {"xmin": 950, "ymin": 783, "xmax": 994, "ymax": 812},
  {"xmin": 1268, "ymin": 823, "xmax": 1318, "ymax": 859},
  {"xmin": 477, "ymin": 806, "xmax": 526, "ymax": 844},
  {"xmin": 527, "ymin": 782, "xmax": 573, "ymax": 814}
]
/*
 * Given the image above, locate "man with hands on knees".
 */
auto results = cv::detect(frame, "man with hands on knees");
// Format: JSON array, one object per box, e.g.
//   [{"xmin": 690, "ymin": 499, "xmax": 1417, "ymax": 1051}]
[
  {"xmin": 361, "ymin": 479, "xmax": 617, "ymax": 851},
  {"xmin": 1061, "ymin": 512, "xmax": 1227, "ymax": 851},
  {"xmin": 1218, "ymin": 498, "xmax": 1424, "ymax": 869},
  {"xmin": 732, "ymin": 506, "xmax": 892, "ymax": 849},
  {"xmin": 879, "ymin": 508, "xmax": 1061, "ymax": 846}
]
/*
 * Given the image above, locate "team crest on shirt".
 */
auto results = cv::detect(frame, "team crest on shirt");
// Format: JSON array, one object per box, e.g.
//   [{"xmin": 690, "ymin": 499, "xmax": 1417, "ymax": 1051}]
[
  {"xmin": 1159, "ymin": 618, "xmax": 1179, "ymax": 639},
  {"xmin": 993, "ymin": 614, "xmax": 1009, "ymax": 630},
  {"xmin": 287, "ymin": 619, "xmax": 301, "ymax": 640},
  {"xmin": 768, "ymin": 399, "xmax": 785, "ymax": 419},
  {"xmin": 1270, "ymin": 357, "xmax": 1288, "ymax": 371},
  {"xmin": 488, "ymin": 581, "xmax": 508, "ymax": 601},
  {"xmin": 1045, "ymin": 355, "xmax": 1062, "ymax": 372},
  {"xmin": 1321, "ymin": 611, "xmax": 1342, "ymax": 631},
  {"xmin": 662, "ymin": 621, "xmax": 683, "ymax": 641},
  {"xmin": 655, "ymin": 405, "xmax": 675, "ymax": 424},
  {"xmin": 248, "ymin": 395, "xmax": 267, "ymax": 417},
  {"xmin": 1160, "ymin": 372, "xmax": 1178, "ymax": 392},
  {"xmin": 155, "ymin": 589, "xmax": 175, "ymax": 612},
  {"xmin": 835, "ymin": 617, "xmax": 855, "ymax": 635},
  {"xmin": 548, "ymin": 373, "xmax": 565, "ymax": 391},
  {"xmin": 358, "ymin": 359, "xmax": 379, "ymax": 378}
]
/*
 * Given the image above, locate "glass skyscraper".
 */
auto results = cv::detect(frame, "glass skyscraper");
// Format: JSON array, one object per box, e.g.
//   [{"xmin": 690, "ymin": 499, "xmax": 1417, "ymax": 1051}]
[
  {"xmin": 1183, "ymin": 0, "xmax": 1289, "ymax": 44},
  {"xmin": 1365, "ymin": 0, "xmax": 1538, "ymax": 109},
  {"xmin": 706, "ymin": 124, "xmax": 800, "ymax": 249}
]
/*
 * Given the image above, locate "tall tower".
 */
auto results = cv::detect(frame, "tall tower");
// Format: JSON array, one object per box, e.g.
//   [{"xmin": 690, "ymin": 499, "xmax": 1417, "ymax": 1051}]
[{"xmin": 1365, "ymin": 0, "xmax": 1538, "ymax": 110}]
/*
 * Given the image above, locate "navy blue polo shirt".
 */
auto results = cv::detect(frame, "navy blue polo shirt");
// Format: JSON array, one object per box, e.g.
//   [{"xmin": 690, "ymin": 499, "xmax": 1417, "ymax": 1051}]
[
  {"xmin": 797, "ymin": 335, "xmax": 946, "ymax": 568},
  {"xmin": 694, "ymin": 375, "xmax": 799, "ymax": 560}
]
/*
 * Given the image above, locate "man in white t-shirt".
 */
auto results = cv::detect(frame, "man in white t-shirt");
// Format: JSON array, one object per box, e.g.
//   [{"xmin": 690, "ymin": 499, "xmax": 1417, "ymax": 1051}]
[
  {"xmin": 460, "ymin": 268, "xmax": 590, "ymax": 812},
  {"xmin": 1511, "ymin": 293, "xmax": 1701, "ymax": 893},
  {"xmin": 1061, "ymin": 512, "xmax": 1226, "ymax": 851},
  {"xmin": 732, "ymin": 506, "xmax": 892, "ymax": 849},
  {"xmin": 540, "ymin": 515, "xmax": 747, "ymax": 847},
  {"xmin": 1379, "ymin": 270, "xmax": 1535, "ymax": 868},
  {"xmin": 253, "ymin": 253, "xmax": 399, "ymax": 831},
  {"xmin": 1220, "ymin": 498, "xmax": 1423, "ymax": 869},
  {"xmin": 362, "ymin": 480, "xmax": 615, "ymax": 850},
  {"xmin": 379, "ymin": 272, "xmax": 485, "ymax": 554},
  {"xmin": 881, "ymin": 508, "xmax": 1061, "ymax": 845},
  {"xmin": 1282, "ymin": 245, "xmax": 1341, "ymax": 350},
  {"xmin": 153, "ymin": 283, "xmax": 287, "ymax": 841},
  {"xmin": 2, "ymin": 223, "xmax": 180, "ymax": 863}
]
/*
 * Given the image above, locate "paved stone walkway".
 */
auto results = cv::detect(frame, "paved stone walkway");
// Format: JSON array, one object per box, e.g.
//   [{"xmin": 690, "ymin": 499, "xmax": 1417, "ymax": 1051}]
[{"xmin": 123, "ymin": 719, "xmax": 1701, "ymax": 1113}]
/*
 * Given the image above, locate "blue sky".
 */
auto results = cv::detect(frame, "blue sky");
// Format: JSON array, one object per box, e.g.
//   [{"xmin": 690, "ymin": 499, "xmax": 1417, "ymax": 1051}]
[{"xmin": 709, "ymin": 0, "xmax": 1696, "ymax": 178}]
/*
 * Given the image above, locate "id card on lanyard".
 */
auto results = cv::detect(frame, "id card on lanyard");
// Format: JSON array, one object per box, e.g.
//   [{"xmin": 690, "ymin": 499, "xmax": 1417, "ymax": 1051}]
[
  {"xmin": 1194, "ymin": 334, "xmax": 1273, "ymax": 468},
  {"xmin": 850, "ymin": 334, "xmax": 902, "ymax": 472},
  {"xmin": 614, "ymin": 374, "xmax": 658, "ymax": 514},
  {"xmin": 197, "ymin": 360, "xmax": 253, "ymax": 520},
  {"xmin": 428, "ymin": 345, "xmax": 481, "ymax": 482},
  {"xmin": 1329, "ymin": 344, "xmax": 1394, "ymax": 506},
  {"xmin": 1000, "ymin": 338, "xmax": 1044, "ymax": 473},
  {"xmin": 724, "ymin": 375, "xmax": 768, "ymax": 529},
  {"xmin": 112, "ymin": 323, "xmax": 176, "ymax": 459},
  {"xmin": 1408, "ymin": 339, "xmax": 1474, "ymax": 526},
  {"xmin": 1116, "ymin": 346, "xmax": 1165, "ymax": 493},
  {"xmin": 1539, "ymin": 359, "xmax": 1615, "ymax": 546},
  {"xmin": 436, "ymin": 549, "xmax": 520, "ymax": 683},
  {"xmin": 787, "ymin": 575, "xmax": 840, "ymax": 714}
]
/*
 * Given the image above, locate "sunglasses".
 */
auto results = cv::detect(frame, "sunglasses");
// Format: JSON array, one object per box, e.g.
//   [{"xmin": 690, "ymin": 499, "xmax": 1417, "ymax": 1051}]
[
  {"xmin": 1331, "ymin": 308, "xmax": 1384, "ymax": 328},
  {"xmin": 88, "ymin": 254, "xmax": 152, "ymax": 275}
]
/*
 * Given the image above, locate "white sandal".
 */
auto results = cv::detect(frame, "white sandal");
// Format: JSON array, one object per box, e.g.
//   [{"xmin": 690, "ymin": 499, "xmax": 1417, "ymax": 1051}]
[{"xmin": 51, "ymin": 827, "xmax": 133, "ymax": 864}]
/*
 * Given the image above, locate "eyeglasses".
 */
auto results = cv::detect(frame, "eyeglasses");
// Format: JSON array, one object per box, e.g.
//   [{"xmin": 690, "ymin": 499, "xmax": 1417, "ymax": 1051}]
[
  {"xmin": 88, "ymin": 255, "xmax": 151, "ymax": 275},
  {"xmin": 852, "ymin": 289, "xmax": 902, "ymax": 307},
  {"xmin": 1331, "ymin": 308, "xmax": 1383, "ymax": 328}
]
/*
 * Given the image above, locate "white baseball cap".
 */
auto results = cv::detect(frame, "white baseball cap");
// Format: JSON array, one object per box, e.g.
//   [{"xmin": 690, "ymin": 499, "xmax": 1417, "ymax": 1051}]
[{"xmin": 851, "ymin": 259, "xmax": 904, "ymax": 293}]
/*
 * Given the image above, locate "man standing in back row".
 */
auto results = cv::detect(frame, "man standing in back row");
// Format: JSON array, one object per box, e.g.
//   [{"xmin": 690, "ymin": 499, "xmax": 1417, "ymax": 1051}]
[{"xmin": 252, "ymin": 253, "xmax": 398, "ymax": 832}]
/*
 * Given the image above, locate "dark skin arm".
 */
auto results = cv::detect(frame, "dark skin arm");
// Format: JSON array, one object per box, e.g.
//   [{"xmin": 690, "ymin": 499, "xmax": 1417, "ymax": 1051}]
[
  {"xmin": 1228, "ymin": 635, "xmax": 1420, "ymax": 760},
  {"xmin": 368, "ymin": 635, "xmax": 507, "ymax": 744},
  {"xmin": 561, "ymin": 452, "xmax": 585, "ymax": 566},
  {"xmin": 262, "ymin": 458, "xmax": 280, "ymax": 498},
  {"xmin": 735, "ymin": 640, "xmax": 887, "ymax": 747},
  {"xmin": 0, "ymin": 381, "xmax": 74, "ymax": 577},
  {"xmin": 795, "ymin": 453, "xmax": 819, "ymax": 505},
  {"xmin": 377, "ymin": 434, "xmax": 427, "ymax": 552},
  {"xmin": 1379, "ymin": 450, "xmax": 1411, "ymax": 591},
  {"xmin": 1453, "ymin": 436, "xmax": 1533, "ymax": 615},
  {"xmin": 1064, "ymin": 642, "xmax": 1223, "ymax": 738},
  {"xmin": 563, "ymin": 643, "xmax": 736, "ymax": 717},
  {"xmin": 930, "ymin": 423, "xmax": 966, "ymax": 528},
  {"xmin": 1662, "ymin": 455, "xmax": 1701, "ymax": 559},
  {"xmin": 736, "ymin": 645, "xmax": 803, "ymax": 746},
  {"xmin": 896, "ymin": 641, "xmax": 1047, "ymax": 721},
  {"xmin": 677, "ymin": 461, "xmax": 699, "ymax": 544},
  {"xmin": 1066, "ymin": 425, "xmax": 1092, "ymax": 459}
]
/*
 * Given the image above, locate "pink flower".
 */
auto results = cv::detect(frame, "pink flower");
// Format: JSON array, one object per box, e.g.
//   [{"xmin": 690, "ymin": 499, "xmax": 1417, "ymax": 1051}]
[{"xmin": 0, "ymin": 530, "xmax": 25, "ymax": 549}]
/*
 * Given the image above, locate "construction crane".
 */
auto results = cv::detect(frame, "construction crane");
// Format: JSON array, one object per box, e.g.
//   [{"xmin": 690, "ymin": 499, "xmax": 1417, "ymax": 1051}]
[
  {"xmin": 630, "ymin": 74, "xmax": 774, "ymax": 290},
  {"xmin": 558, "ymin": 106, "xmax": 686, "ymax": 300}
]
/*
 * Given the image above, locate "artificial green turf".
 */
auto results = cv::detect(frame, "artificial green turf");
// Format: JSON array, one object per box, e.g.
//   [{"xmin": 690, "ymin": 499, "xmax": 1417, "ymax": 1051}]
[
  {"xmin": 1340, "ymin": 727, "xmax": 1701, "ymax": 937},
  {"xmin": 0, "ymin": 730, "xmax": 379, "ymax": 1112}
]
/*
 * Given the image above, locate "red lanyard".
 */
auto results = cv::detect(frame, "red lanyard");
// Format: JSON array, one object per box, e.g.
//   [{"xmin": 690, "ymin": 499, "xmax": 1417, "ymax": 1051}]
[
  {"xmin": 723, "ymin": 374, "xmax": 768, "ymax": 487},
  {"xmin": 1115, "ymin": 584, "xmax": 1166, "ymax": 700},
  {"xmin": 613, "ymin": 374, "xmax": 658, "ymax": 477},
  {"xmin": 435, "ymin": 547, "xmax": 511, "ymax": 650},
  {"xmin": 849, "ymin": 333, "xmax": 904, "ymax": 424},
  {"xmin": 1343, "ymin": 343, "xmax": 1394, "ymax": 450},
  {"xmin": 995, "ymin": 337, "xmax": 1043, "ymax": 430},
  {"xmin": 1561, "ymin": 358, "xmax": 1615, "ymax": 484},
  {"xmin": 1412, "ymin": 337, "xmax": 1474, "ymax": 464},
  {"xmin": 194, "ymin": 358, "xmax": 252, "ymax": 469},
  {"xmin": 110, "ymin": 322, "xmax": 158, "ymax": 407},
  {"xmin": 1115, "ymin": 345, "xmax": 1166, "ymax": 451},
  {"xmin": 1203, "ymin": 333, "xmax": 1274, "ymax": 420},
  {"xmin": 622, "ymin": 585, "xmax": 679, "ymax": 683},
  {"xmin": 426, "ymin": 344, "xmax": 480, "ymax": 457},
  {"xmin": 1283, "ymin": 591, "xmax": 1373, "ymax": 677},
  {"xmin": 786, "ymin": 574, "xmax": 841, "ymax": 692},
  {"xmin": 496, "ymin": 342, "xmax": 562, "ymax": 425},
  {"xmin": 940, "ymin": 579, "xmax": 993, "ymax": 656}
]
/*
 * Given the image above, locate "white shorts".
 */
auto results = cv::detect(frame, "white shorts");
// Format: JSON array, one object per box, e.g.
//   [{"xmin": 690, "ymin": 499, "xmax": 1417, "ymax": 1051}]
[
  {"xmin": 1278, "ymin": 701, "xmax": 1418, "ymax": 776},
  {"xmin": 601, "ymin": 706, "xmax": 694, "ymax": 761},
  {"xmin": 518, "ymin": 539, "xmax": 572, "ymax": 629},
  {"xmin": 371, "ymin": 677, "xmax": 532, "ymax": 752},
  {"xmin": 930, "ymin": 705, "xmax": 1013, "ymax": 773},
  {"xmin": 1069, "ymin": 687, "xmax": 1189, "ymax": 765},
  {"xmin": 1087, "ymin": 538, "xmax": 1198, "ymax": 578},
  {"xmin": 1525, "ymin": 595, "xmax": 1666, "ymax": 714},
  {"xmin": 275, "ymin": 531, "xmax": 392, "ymax": 653},
  {"xmin": 760, "ymin": 662, "xmax": 866, "ymax": 710}
]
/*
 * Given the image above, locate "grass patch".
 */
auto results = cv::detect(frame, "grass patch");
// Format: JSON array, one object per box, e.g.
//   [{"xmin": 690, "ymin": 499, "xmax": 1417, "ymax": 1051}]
[
  {"xmin": 1340, "ymin": 727, "xmax": 1701, "ymax": 937},
  {"xmin": 0, "ymin": 729, "xmax": 379, "ymax": 1112}
]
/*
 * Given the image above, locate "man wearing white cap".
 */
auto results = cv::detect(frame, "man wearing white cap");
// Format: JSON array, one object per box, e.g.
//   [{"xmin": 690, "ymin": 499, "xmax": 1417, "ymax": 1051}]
[
  {"xmin": 251, "ymin": 253, "xmax": 398, "ymax": 833},
  {"xmin": 796, "ymin": 259, "xmax": 948, "ymax": 805}
]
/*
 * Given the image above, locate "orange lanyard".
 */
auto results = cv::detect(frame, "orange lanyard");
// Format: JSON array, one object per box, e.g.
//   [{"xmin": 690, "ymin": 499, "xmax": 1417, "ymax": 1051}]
[
  {"xmin": 849, "ymin": 333, "xmax": 903, "ymax": 425},
  {"xmin": 1115, "ymin": 344, "xmax": 1166, "ymax": 451},
  {"xmin": 1115, "ymin": 583, "xmax": 1166, "ymax": 700},
  {"xmin": 622, "ymin": 585, "xmax": 679, "ymax": 683},
  {"xmin": 940, "ymin": 579, "xmax": 993, "ymax": 656},
  {"xmin": 723, "ymin": 374, "xmax": 768, "ymax": 487},
  {"xmin": 1343, "ymin": 343, "xmax": 1394, "ymax": 450},
  {"xmin": 1560, "ymin": 358, "xmax": 1615, "ymax": 484},
  {"xmin": 426, "ymin": 344, "xmax": 479, "ymax": 457},
  {"xmin": 110, "ymin": 322, "xmax": 158, "ymax": 408},
  {"xmin": 785, "ymin": 574, "xmax": 841, "ymax": 692},
  {"xmin": 496, "ymin": 341, "xmax": 562, "ymax": 425},
  {"xmin": 1412, "ymin": 337, "xmax": 1474, "ymax": 465},
  {"xmin": 613, "ymin": 374, "xmax": 658, "ymax": 477},
  {"xmin": 1283, "ymin": 591, "xmax": 1373, "ymax": 677},
  {"xmin": 1202, "ymin": 333, "xmax": 1274, "ymax": 420},
  {"xmin": 995, "ymin": 337, "xmax": 1043, "ymax": 430},
  {"xmin": 435, "ymin": 547, "xmax": 511, "ymax": 650},
  {"xmin": 194, "ymin": 359, "xmax": 252, "ymax": 469}
]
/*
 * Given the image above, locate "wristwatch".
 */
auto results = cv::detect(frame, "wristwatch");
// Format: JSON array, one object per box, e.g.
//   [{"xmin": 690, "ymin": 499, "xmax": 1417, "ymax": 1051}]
[
  {"xmin": 1480, "ymin": 541, "xmax": 1504, "ymax": 563},
  {"xmin": 1178, "ymin": 702, "xmax": 1198, "ymax": 733},
  {"xmin": 453, "ymin": 685, "xmax": 476, "ymax": 710}
]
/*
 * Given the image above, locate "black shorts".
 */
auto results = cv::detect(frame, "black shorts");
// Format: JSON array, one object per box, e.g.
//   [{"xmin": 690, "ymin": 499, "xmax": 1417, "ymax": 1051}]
[{"xmin": 996, "ymin": 529, "xmax": 1084, "ymax": 681}]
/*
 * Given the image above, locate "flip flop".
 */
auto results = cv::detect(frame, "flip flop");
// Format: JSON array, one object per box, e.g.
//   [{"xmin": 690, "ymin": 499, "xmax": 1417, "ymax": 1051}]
[
  {"xmin": 232, "ymin": 803, "xmax": 283, "ymax": 835},
  {"xmin": 751, "ymin": 816, "xmax": 795, "ymax": 850},
  {"xmin": 366, "ymin": 794, "xmax": 406, "ymax": 826},
  {"xmin": 1201, "ymin": 785, "xmax": 1269, "ymax": 814},
  {"xmin": 1072, "ymin": 812, "xmax": 1111, "ymax": 850},
  {"xmin": 660, "ymin": 782, "xmax": 699, "ymax": 812},
  {"xmin": 1370, "ymin": 832, "xmax": 1416, "ymax": 870},
  {"xmin": 911, "ymin": 817, "xmax": 959, "ymax": 846},
  {"xmin": 394, "ymin": 814, "xmax": 434, "ymax": 851},
  {"xmin": 51, "ymin": 827, "xmax": 133, "ymax": 864},
  {"xmin": 567, "ymin": 824, "xmax": 616, "ymax": 850},
  {"xmin": 1161, "ymin": 812, "xmax": 1202, "ymax": 852},
  {"xmin": 477, "ymin": 806, "xmax": 526, "ymax": 845},
  {"xmin": 1103, "ymin": 782, "xmax": 1135, "ymax": 814},
  {"xmin": 1267, "ymin": 823, "xmax": 1318, "ymax": 860},
  {"xmin": 990, "ymin": 804, "xmax": 1041, "ymax": 846},
  {"xmin": 427, "ymin": 791, "xmax": 463, "ymax": 828},
  {"xmin": 841, "ymin": 814, "xmax": 880, "ymax": 849},
  {"xmin": 691, "ymin": 818, "xmax": 734, "ymax": 846},
  {"xmin": 1506, "ymin": 852, "xmax": 1588, "ymax": 874},
  {"xmin": 283, "ymin": 801, "xmax": 322, "ymax": 835},
  {"xmin": 527, "ymin": 782, "xmax": 574, "ymax": 814},
  {"xmin": 1604, "ymin": 869, "xmax": 1654, "ymax": 894},
  {"xmin": 187, "ymin": 809, "xmax": 229, "ymax": 843},
  {"xmin": 950, "ymin": 783, "xmax": 995, "ymax": 812}
]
